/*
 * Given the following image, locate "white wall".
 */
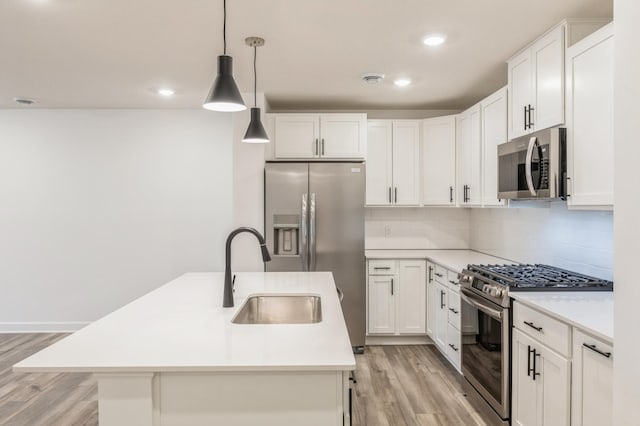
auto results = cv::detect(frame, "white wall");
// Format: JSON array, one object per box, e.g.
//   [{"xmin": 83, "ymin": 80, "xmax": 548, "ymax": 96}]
[
  {"xmin": 365, "ymin": 207, "xmax": 470, "ymax": 249},
  {"xmin": 0, "ymin": 110, "xmax": 233, "ymax": 331},
  {"xmin": 614, "ymin": 0, "xmax": 640, "ymax": 423},
  {"xmin": 470, "ymin": 202, "xmax": 613, "ymax": 280}
]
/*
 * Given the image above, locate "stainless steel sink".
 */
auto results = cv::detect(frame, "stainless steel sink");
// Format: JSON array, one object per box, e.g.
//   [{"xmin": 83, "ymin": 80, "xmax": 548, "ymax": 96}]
[{"xmin": 232, "ymin": 295, "xmax": 322, "ymax": 324}]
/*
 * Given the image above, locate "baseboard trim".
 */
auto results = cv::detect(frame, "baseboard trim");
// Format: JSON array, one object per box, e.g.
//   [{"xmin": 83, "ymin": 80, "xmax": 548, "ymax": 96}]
[
  {"xmin": 0, "ymin": 322, "xmax": 90, "ymax": 333},
  {"xmin": 366, "ymin": 335, "xmax": 433, "ymax": 346}
]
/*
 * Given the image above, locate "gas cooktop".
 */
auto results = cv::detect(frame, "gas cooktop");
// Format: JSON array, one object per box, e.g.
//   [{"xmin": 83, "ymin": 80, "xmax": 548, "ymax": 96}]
[{"xmin": 465, "ymin": 264, "xmax": 613, "ymax": 291}]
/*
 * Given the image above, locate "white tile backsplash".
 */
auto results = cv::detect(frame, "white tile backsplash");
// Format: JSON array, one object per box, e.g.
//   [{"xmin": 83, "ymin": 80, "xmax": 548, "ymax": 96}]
[
  {"xmin": 365, "ymin": 207, "xmax": 471, "ymax": 249},
  {"xmin": 470, "ymin": 202, "xmax": 613, "ymax": 280}
]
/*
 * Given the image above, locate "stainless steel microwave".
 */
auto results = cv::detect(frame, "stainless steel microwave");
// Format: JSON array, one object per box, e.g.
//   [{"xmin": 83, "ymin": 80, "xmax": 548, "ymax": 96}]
[{"xmin": 497, "ymin": 128, "xmax": 567, "ymax": 200}]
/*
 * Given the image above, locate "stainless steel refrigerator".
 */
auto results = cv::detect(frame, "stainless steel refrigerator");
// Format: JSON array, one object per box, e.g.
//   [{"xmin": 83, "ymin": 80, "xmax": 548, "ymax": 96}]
[{"xmin": 265, "ymin": 162, "xmax": 365, "ymax": 351}]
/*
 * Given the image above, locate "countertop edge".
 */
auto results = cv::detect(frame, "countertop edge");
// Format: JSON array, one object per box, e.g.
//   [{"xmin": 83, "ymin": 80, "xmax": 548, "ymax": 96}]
[{"xmin": 13, "ymin": 364, "xmax": 356, "ymax": 374}]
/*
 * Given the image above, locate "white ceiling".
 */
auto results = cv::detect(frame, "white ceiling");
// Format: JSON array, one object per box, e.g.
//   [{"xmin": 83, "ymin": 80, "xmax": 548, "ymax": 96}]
[{"xmin": 0, "ymin": 0, "xmax": 612, "ymax": 111}]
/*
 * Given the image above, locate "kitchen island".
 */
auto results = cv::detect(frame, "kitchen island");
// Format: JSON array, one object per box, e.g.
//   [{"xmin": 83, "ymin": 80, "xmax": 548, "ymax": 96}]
[{"xmin": 14, "ymin": 272, "xmax": 355, "ymax": 426}]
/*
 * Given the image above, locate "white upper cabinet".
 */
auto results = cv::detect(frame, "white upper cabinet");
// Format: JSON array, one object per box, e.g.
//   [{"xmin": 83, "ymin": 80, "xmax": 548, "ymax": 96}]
[
  {"xmin": 508, "ymin": 24, "xmax": 564, "ymax": 140},
  {"xmin": 422, "ymin": 115, "xmax": 456, "ymax": 206},
  {"xmin": 566, "ymin": 23, "xmax": 614, "ymax": 208},
  {"xmin": 457, "ymin": 104, "xmax": 482, "ymax": 206},
  {"xmin": 366, "ymin": 120, "xmax": 420, "ymax": 206},
  {"xmin": 274, "ymin": 113, "xmax": 366, "ymax": 159},
  {"xmin": 481, "ymin": 87, "xmax": 508, "ymax": 206}
]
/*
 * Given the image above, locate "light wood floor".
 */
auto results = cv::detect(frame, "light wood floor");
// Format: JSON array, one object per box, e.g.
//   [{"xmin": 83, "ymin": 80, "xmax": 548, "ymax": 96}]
[{"xmin": 1, "ymin": 335, "xmax": 486, "ymax": 426}]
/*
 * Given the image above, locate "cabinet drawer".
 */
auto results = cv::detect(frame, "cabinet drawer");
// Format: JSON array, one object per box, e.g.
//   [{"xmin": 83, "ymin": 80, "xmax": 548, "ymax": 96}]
[
  {"xmin": 513, "ymin": 301, "xmax": 571, "ymax": 357},
  {"xmin": 447, "ymin": 289, "xmax": 461, "ymax": 330},
  {"xmin": 434, "ymin": 265, "xmax": 447, "ymax": 284},
  {"xmin": 368, "ymin": 260, "xmax": 396, "ymax": 275},
  {"xmin": 446, "ymin": 270, "xmax": 460, "ymax": 292},
  {"xmin": 446, "ymin": 323, "xmax": 462, "ymax": 370}
]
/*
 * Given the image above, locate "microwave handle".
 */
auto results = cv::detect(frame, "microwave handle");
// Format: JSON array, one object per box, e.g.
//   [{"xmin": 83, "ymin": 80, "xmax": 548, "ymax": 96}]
[{"xmin": 525, "ymin": 136, "xmax": 538, "ymax": 197}]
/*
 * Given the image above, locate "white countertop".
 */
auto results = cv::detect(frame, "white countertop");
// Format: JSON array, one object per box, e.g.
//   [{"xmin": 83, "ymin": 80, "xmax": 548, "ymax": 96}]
[
  {"xmin": 365, "ymin": 249, "xmax": 516, "ymax": 272},
  {"xmin": 14, "ymin": 272, "xmax": 356, "ymax": 373},
  {"xmin": 510, "ymin": 292, "xmax": 614, "ymax": 343}
]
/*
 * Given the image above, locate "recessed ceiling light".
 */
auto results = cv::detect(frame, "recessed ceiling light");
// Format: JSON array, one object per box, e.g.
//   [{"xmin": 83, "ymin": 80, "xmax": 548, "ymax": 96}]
[
  {"xmin": 13, "ymin": 97, "xmax": 35, "ymax": 106},
  {"xmin": 423, "ymin": 34, "xmax": 447, "ymax": 46},
  {"xmin": 158, "ymin": 88, "xmax": 175, "ymax": 97},
  {"xmin": 394, "ymin": 78, "xmax": 411, "ymax": 87}
]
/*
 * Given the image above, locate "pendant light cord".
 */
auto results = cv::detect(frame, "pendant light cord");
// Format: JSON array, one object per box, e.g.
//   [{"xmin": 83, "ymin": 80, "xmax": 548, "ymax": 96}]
[
  {"xmin": 253, "ymin": 45, "xmax": 257, "ymax": 107},
  {"xmin": 223, "ymin": 0, "xmax": 227, "ymax": 55}
]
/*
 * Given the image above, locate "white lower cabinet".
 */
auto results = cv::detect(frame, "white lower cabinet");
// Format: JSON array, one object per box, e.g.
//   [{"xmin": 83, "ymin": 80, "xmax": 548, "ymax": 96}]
[
  {"xmin": 367, "ymin": 260, "xmax": 426, "ymax": 335},
  {"xmin": 434, "ymin": 281, "xmax": 448, "ymax": 350},
  {"xmin": 571, "ymin": 329, "xmax": 613, "ymax": 426},
  {"xmin": 512, "ymin": 328, "xmax": 571, "ymax": 426}
]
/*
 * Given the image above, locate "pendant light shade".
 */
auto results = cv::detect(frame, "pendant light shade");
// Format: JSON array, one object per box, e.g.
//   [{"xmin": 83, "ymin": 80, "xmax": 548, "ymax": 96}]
[
  {"xmin": 242, "ymin": 107, "xmax": 269, "ymax": 143},
  {"xmin": 202, "ymin": 0, "xmax": 246, "ymax": 112},
  {"xmin": 203, "ymin": 55, "xmax": 246, "ymax": 112},
  {"xmin": 242, "ymin": 37, "xmax": 270, "ymax": 144}
]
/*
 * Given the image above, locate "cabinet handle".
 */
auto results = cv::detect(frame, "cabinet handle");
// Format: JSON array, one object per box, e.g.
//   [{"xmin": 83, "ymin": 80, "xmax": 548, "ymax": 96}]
[
  {"xmin": 528, "ymin": 105, "xmax": 534, "ymax": 128},
  {"xmin": 532, "ymin": 349, "xmax": 540, "ymax": 380},
  {"xmin": 440, "ymin": 290, "xmax": 446, "ymax": 309},
  {"xmin": 428, "ymin": 266, "xmax": 433, "ymax": 283},
  {"xmin": 449, "ymin": 280, "xmax": 458, "ymax": 285},
  {"xmin": 374, "ymin": 267, "xmax": 391, "ymax": 270},
  {"xmin": 583, "ymin": 343, "xmax": 612, "ymax": 359},
  {"xmin": 524, "ymin": 105, "xmax": 529, "ymax": 130},
  {"xmin": 466, "ymin": 185, "xmax": 470, "ymax": 203},
  {"xmin": 394, "ymin": 187, "xmax": 398, "ymax": 204},
  {"xmin": 524, "ymin": 321, "xmax": 543, "ymax": 332},
  {"xmin": 448, "ymin": 307, "xmax": 459, "ymax": 314},
  {"xmin": 391, "ymin": 278, "xmax": 394, "ymax": 296},
  {"xmin": 449, "ymin": 186, "xmax": 453, "ymax": 203},
  {"xmin": 527, "ymin": 345, "xmax": 533, "ymax": 377},
  {"xmin": 388, "ymin": 187, "xmax": 392, "ymax": 204},
  {"xmin": 448, "ymin": 343, "xmax": 459, "ymax": 352},
  {"xmin": 565, "ymin": 176, "xmax": 572, "ymax": 198},
  {"xmin": 435, "ymin": 273, "xmax": 443, "ymax": 278},
  {"xmin": 315, "ymin": 138, "xmax": 319, "ymax": 156},
  {"xmin": 321, "ymin": 138, "xmax": 325, "ymax": 156}
]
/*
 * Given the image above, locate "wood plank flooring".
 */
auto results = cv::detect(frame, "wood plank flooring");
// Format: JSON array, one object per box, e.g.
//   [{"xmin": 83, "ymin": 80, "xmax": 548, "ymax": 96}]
[{"xmin": 0, "ymin": 335, "xmax": 485, "ymax": 426}]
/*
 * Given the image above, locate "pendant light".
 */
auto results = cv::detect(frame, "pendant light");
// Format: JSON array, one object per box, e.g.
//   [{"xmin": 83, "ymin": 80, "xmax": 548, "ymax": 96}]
[
  {"xmin": 202, "ymin": 0, "xmax": 246, "ymax": 112},
  {"xmin": 242, "ymin": 37, "xmax": 270, "ymax": 143}
]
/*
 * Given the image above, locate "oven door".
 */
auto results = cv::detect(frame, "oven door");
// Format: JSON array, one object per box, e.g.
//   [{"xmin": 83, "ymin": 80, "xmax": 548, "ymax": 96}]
[{"xmin": 460, "ymin": 288, "xmax": 510, "ymax": 420}]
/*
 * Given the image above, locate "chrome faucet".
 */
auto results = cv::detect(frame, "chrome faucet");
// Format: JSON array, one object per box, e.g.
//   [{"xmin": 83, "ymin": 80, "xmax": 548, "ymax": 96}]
[{"xmin": 223, "ymin": 227, "xmax": 271, "ymax": 307}]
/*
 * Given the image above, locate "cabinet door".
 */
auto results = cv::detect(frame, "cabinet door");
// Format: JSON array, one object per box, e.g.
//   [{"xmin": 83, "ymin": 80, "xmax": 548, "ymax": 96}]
[
  {"xmin": 367, "ymin": 275, "xmax": 396, "ymax": 334},
  {"xmin": 446, "ymin": 322, "xmax": 462, "ymax": 371},
  {"xmin": 456, "ymin": 105, "xmax": 482, "ymax": 206},
  {"xmin": 572, "ymin": 329, "xmax": 613, "ymax": 426},
  {"xmin": 366, "ymin": 121, "xmax": 393, "ymax": 205},
  {"xmin": 397, "ymin": 260, "xmax": 426, "ymax": 334},
  {"xmin": 538, "ymin": 341, "xmax": 571, "ymax": 426},
  {"xmin": 481, "ymin": 87, "xmax": 507, "ymax": 206},
  {"xmin": 566, "ymin": 24, "xmax": 614, "ymax": 207},
  {"xmin": 532, "ymin": 25, "xmax": 565, "ymax": 132},
  {"xmin": 426, "ymin": 262, "xmax": 437, "ymax": 338},
  {"xmin": 392, "ymin": 121, "xmax": 421, "ymax": 205},
  {"xmin": 274, "ymin": 114, "xmax": 320, "ymax": 158},
  {"xmin": 512, "ymin": 329, "xmax": 540, "ymax": 426},
  {"xmin": 434, "ymin": 282, "xmax": 448, "ymax": 351},
  {"xmin": 422, "ymin": 115, "xmax": 456, "ymax": 206},
  {"xmin": 320, "ymin": 114, "xmax": 366, "ymax": 159},
  {"xmin": 508, "ymin": 49, "xmax": 533, "ymax": 140}
]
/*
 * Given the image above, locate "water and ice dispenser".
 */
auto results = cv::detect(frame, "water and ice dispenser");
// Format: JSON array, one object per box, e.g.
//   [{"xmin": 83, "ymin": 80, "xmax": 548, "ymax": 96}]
[{"xmin": 272, "ymin": 214, "xmax": 300, "ymax": 256}]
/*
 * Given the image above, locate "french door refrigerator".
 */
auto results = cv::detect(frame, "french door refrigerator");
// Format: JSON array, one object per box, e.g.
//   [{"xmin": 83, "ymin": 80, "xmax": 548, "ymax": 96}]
[{"xmin": 265, "ymin": 162, "xmax": 365, "ymax": 351}]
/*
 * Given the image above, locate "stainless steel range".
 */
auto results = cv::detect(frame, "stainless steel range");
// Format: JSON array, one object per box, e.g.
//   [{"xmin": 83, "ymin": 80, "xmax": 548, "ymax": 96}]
[{"xmin": 458, "ymin": 264, "xmax": 613, "ymax": 425}]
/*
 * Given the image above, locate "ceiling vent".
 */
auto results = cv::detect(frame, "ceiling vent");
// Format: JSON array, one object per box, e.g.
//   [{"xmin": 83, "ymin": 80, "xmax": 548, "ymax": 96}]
[{"xmin": 361, "ymin": 73, "xmax": 385, "ymax": 84}]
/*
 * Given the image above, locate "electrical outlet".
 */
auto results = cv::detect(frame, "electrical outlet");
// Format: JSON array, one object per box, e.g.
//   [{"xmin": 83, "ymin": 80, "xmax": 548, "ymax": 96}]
[{"xmin": 384, "ymin": 225, "xmax": 391, "ymax": 237}]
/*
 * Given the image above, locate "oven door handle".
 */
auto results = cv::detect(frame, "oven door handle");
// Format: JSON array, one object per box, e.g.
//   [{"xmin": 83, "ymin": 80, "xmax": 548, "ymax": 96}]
[
  {"xmin": 460, "ymin": 288, "xmax": 503, "ymax": 321},
  {"xmin": 525, "ymin": 136, "xmax": 538, "ymax": 197}
]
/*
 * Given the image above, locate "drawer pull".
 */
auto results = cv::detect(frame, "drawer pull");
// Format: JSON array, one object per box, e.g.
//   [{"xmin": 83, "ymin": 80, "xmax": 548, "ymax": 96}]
[
  {"xmin": 449, "ymin": 307, "xmax": 459, "ymax": 314},
  {"xmin": 435, "ymin": 273, "xmax": 444, "ymax": 278},
  {"xmin": 448, "ymin": 343, "xmax": 459, "ymax": 352},
  {"xmin": 373, "ymin": 267, "xmax": 391, "ymax": 270},
  {"xmin": 448, "ymin": 280, "xmax": 458, "ymax": 285},
  {"xmin": 524, "ymin": 321, "xmax": 543, "ymax": 332},
  {"xmin": 583, "ymin": 343, "xmax": 612, "ymax": 359}
]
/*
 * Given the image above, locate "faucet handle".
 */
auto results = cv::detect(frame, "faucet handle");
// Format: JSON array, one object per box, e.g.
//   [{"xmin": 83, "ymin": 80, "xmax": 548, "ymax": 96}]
[{"xmin": 232, "ymin": 274, "xmax": 236, "ymax": 292}]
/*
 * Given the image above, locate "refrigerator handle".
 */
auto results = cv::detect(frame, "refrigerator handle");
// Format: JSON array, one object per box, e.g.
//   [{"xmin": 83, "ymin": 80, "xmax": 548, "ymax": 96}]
[
  {"xmin": 310, "ymin": 193, "xmax": 317, "ymax": 271},
  {"xmin": 301, "ymin": 193, "xmax": 308, "ymax": 271}
]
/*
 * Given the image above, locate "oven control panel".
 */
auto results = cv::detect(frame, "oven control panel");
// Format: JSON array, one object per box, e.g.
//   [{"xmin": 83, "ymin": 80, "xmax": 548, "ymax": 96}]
[{"xmin": 459, "ymin": 271, "xmax": 509, "ymax": 306}]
